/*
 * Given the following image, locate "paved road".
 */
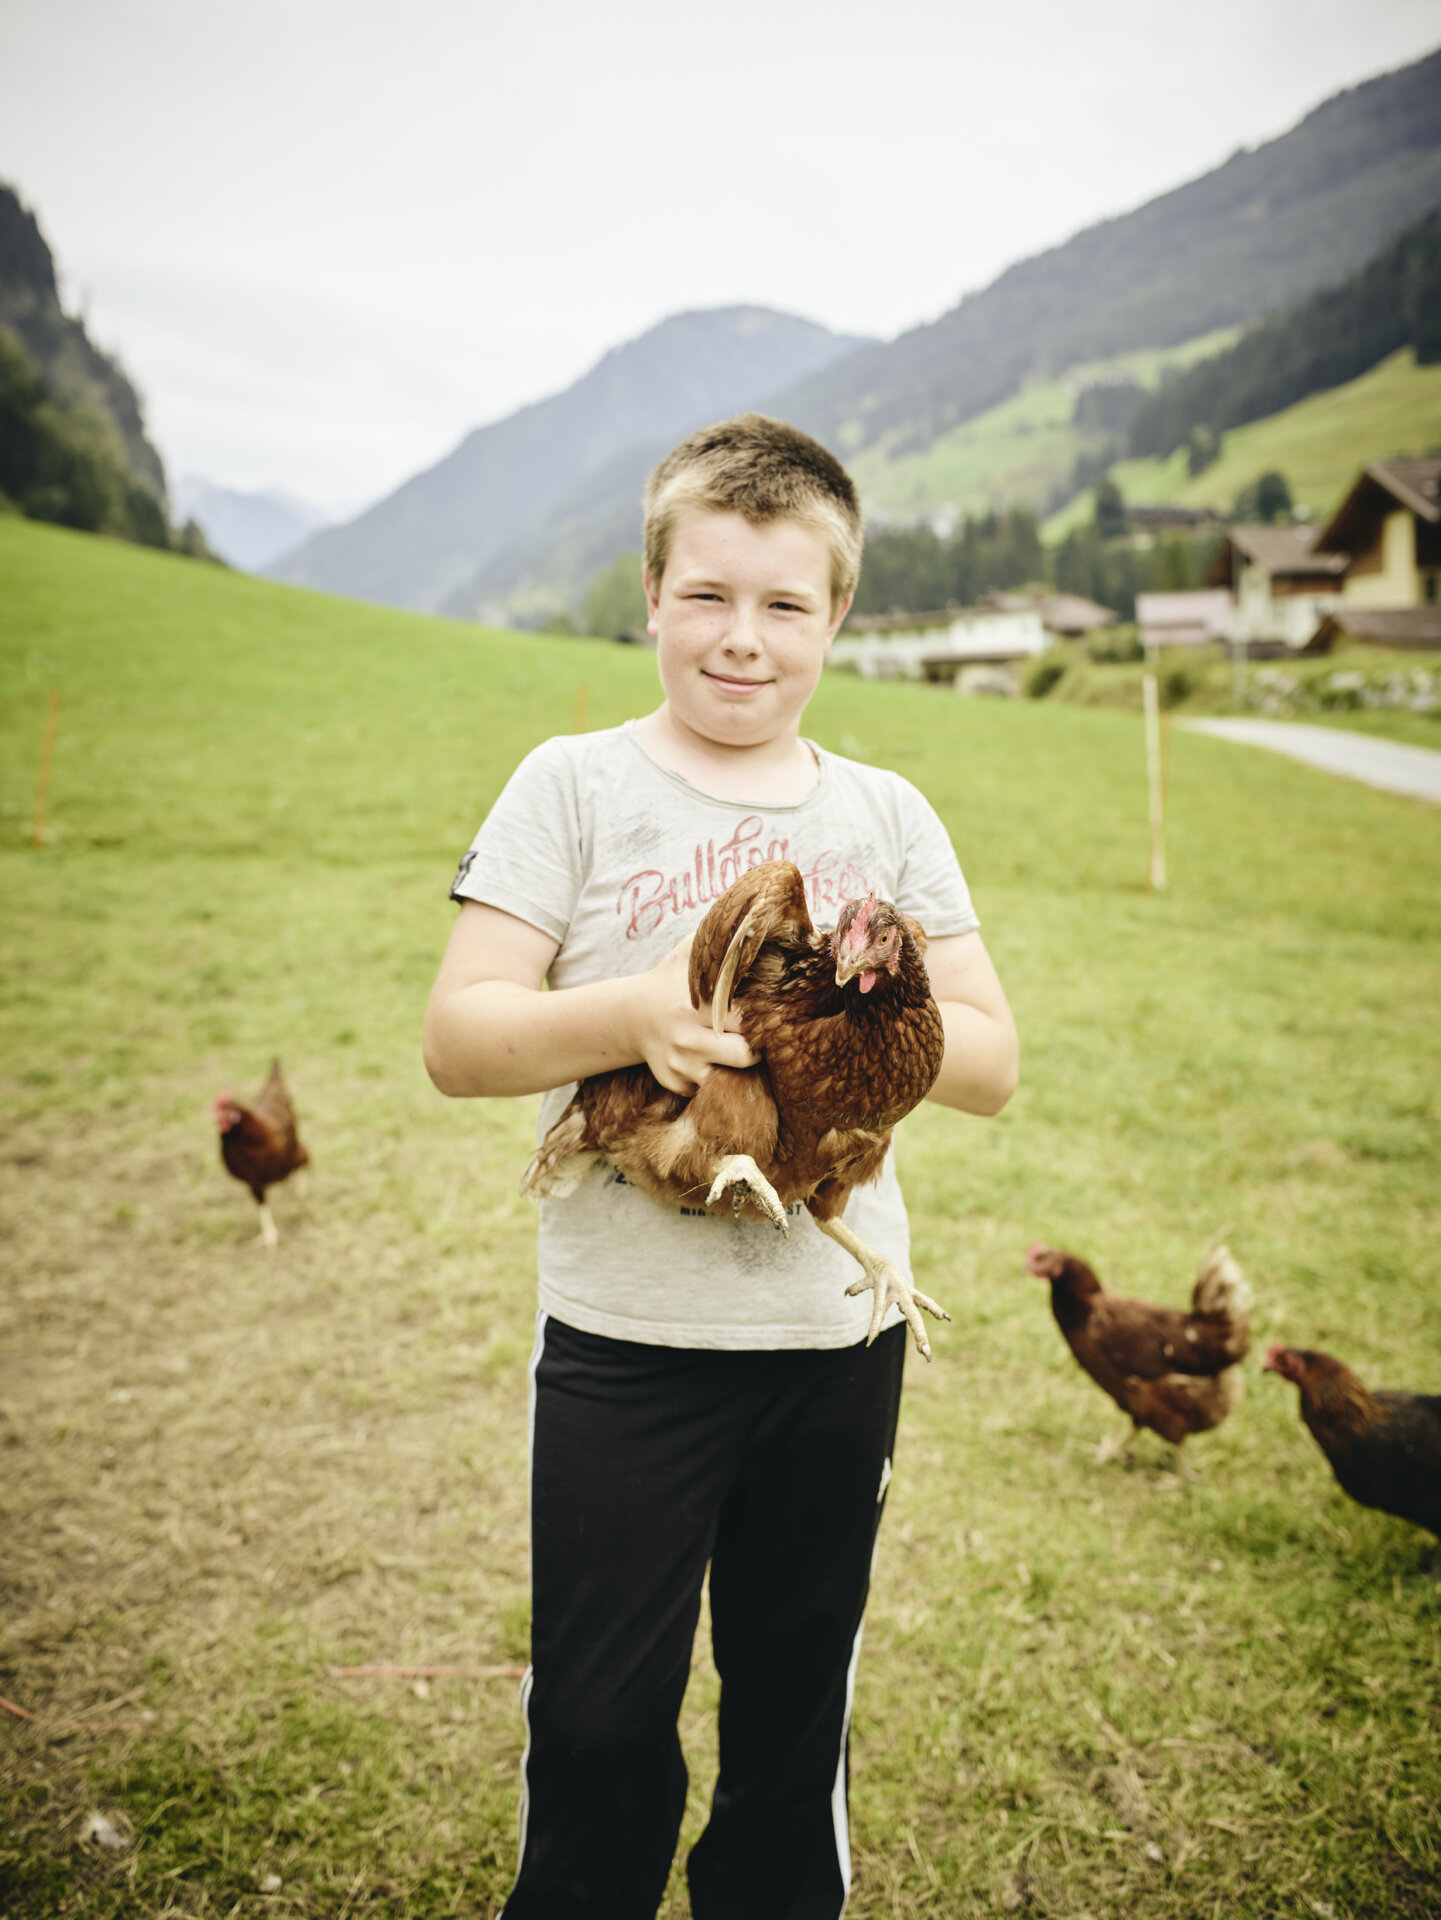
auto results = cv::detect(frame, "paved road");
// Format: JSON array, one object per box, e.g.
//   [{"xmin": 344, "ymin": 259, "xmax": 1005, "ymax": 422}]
[{"xmin": 1181, "ymin": 718, "xmax": 1441, "ymax": 806}]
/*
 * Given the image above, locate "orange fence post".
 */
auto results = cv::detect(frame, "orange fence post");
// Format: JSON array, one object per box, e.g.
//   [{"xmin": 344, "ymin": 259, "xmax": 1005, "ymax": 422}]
[
  {"xmin": 573, "ymin": 683, "xmax": 590, "ymax": 734},
  {"xmin": 31, "ymin": 688, "xmax": 61, "ymax": 848}
]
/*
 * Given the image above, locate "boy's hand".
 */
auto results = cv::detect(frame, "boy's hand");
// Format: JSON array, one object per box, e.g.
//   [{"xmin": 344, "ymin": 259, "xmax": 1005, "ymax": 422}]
[{"xmin": 632, "ymin": 934, "xmax": 757, "ymax": 1096}]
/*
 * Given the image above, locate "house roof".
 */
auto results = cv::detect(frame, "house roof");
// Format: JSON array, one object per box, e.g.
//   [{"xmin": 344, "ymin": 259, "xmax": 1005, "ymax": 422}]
[
  {"xmin": 844, "ymin": 602, "xmax": 1040, "ymax": 636},
  {"xmin": 1206, "ymin": 523, "xmax": 1349, "ymax": 584},
  {"xmin": 1128, "ymin": 504, "xmax": 1223, "ymax": 531},
  {"xmin": 1136, "ymin": 589, "xmax": 1232, "ymax": 643},
  {"xmin": 1312, "ymin": 607, "xmax": 1441, "ymax": 650},
  {"xmin": 1315, "ymin": 459, "xmax": 1441, "ymax": 554},
  {"xmin": 989, "ymin": 591, "xmax": 1117, "ymax": 632}
]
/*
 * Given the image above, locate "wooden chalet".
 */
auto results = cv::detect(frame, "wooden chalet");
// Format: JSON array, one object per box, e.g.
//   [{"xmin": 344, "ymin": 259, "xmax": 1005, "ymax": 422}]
[
  {"xmin": 1204, "ymin": 523, "xmax": 1347, "ymax": 650},
  {"xmin": 1315, "ymin": 459, "xmax": 1441, "ymax": 613},
  {"xmin": 830, "ymin": 601, "xmax": 1047, "ymax": 681}
]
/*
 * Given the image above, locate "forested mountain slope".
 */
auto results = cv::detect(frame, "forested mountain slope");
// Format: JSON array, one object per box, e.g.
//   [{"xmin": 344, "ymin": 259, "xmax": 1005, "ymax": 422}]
[
  {"xmin": 0, "ymin": 182, "xmax": 168, "ymax": 503},
  {"xmin": 775, "ymin": 47, "xmax": 1441, "ymax": 461},
  {"xmin": 270, "ymin": 307, "xmax": 866, "ymax": 613},
  {"xmin": 1126, "ymin": 206, "xmax": 1441, "ymax": 459}
]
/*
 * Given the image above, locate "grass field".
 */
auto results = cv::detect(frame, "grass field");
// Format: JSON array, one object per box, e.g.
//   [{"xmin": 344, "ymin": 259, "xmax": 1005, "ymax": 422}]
[
  {"xmin": 2, "ymin": 517, "xmax": 1439, "ymax": 1918},
  {"xmin": 1044, "ymin": 350, "xmax": 1441, "ymax": 540}
]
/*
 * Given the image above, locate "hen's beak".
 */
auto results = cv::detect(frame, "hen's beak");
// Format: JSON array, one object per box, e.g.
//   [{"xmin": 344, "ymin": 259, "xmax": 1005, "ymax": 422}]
[{"xmin": 834, "ymin": 954, "xmax": 864, "ymax": 987}]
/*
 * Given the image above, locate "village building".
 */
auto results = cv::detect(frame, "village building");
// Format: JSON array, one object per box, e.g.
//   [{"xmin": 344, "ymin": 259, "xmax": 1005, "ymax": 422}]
[
  {"xmin": 830, "ymin": 600, "xmax": 1048, "ymax": 681},
  {"xmin": 989, "ymin": 590, "xmax": 1118, "ymax": 637},
  {"xmin": 1302, "ymin": 459, "xmax": 1441, "ymax": 650},
  {"xmin": 1203, "ymin": 523, "xmax": 1347, "ymax": 649},
  {"xmin": 1127, "ymin": 503, "xmax": 1224, "ymax": 540},
  {"xmin": 1314, "ymin": 458, "xmax": 1441, "ymax": 609},
  {"xmin": 1317, "ymin": 458, "xmax": 1441, "ymax": 609},
  {"xmin": 1135, "ymin": 587, "xmax": 1233, "ymax": 649}
]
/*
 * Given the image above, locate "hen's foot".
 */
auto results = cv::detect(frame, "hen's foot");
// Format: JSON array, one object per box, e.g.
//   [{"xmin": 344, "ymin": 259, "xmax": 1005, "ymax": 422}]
[
  {"xmin": 812, "ymin": 1215, "xmax": 949, "ymax": 1360},
  {"xmin": 1094, "ymin": 1428, "xmax": 1132, "ymax": 1465},
  {"xmin": 706, "ymin": 1155, "xmax": 789, "ymax": 1236},
  {"xmin": 257, "ymin": 1201, "xmax": 278, "ymax": 1250}
]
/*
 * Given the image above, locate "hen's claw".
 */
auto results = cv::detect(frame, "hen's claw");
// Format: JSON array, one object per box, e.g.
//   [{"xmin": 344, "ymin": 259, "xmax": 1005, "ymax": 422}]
[
  {"xmin": 845, "ymin": 1264, "xmax": 950, "ymax": 1359},
  {"xmin": 707, "ymin": 1155, "xmax": 790, "ymax": 1236},
  {"xmin": 813, "ymin": 1214, "xmax": 950, "ymax": 1360}
]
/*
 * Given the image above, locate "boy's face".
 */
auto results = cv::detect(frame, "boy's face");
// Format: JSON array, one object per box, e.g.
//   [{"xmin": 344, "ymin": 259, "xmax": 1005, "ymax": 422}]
[{"xmin": 645, "ymin": 509, "xmax": 850, "ymax": 750}]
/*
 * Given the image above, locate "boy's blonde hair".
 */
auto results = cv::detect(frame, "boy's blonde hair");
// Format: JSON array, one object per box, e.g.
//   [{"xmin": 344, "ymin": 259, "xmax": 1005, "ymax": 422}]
[{"xmin": 643, "ymin": 413, "xmax": 863, "ymax": 610}]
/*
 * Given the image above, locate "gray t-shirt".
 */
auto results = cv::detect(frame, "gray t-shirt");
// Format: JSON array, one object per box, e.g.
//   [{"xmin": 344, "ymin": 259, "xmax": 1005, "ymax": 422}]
[{"xmin": 451, "ymin": 721, "xmax": 979, "ymax": 1349}]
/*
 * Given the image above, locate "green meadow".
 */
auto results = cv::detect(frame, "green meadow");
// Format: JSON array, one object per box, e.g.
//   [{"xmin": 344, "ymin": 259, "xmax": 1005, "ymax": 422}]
[
  {"xmin": 2, "ymin": 517, "xmax": 1439, "ymax": 1918},
  {"xmin": 850, "ymin": 330, "xmax": 1239, "ymax": 524},
  {"xmin": 1044, "ymin": 349, "xmax": 1441, "ymax": 539}
]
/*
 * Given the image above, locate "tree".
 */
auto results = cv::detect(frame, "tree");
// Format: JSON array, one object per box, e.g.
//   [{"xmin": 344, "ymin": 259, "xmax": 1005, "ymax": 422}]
[
  {"xmin": 1185, "ymin": 425, "xmax": 1220, "ymax": 477},
  {"xmin": 1233, "ymin": 471, "xmax": 1293, "ymax": 523},
  {"xmin": 1154, "ymin": 538, "xmax": 1194, "ymax": 590},
  {"xmin": 583, "ymin": 550, "xmax": 649, "ymax": 638},
  {"xmin": 1093, "ymin": 476, "xmax": 1128, "ymax": 542}
]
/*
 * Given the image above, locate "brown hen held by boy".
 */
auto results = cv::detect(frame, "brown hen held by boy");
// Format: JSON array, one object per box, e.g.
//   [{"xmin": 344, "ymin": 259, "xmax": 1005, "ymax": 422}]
[
  {"xmin": 1264, "ymin": 1345, "xmax": 1441, "ymax": 1564},
  {"xmin": 212, "ymin": 1059, "xmax": 310, "ymax": 1247},
  {"xmin": 523, "ymin": 860, "xmax": 950, "ymax": 1354},
  {"xmin": 1025, "ymin": 1243, "xmax": 1252, "ymax": 1457}
]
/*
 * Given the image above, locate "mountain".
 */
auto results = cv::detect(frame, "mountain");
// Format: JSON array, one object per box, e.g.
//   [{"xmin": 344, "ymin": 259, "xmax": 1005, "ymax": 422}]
[
  {"xmin": 1125, "ymin": 206, "xmax": 1441, "ymax": 460},
  {"xmin": 0, "ymin": 182, "xmax": 168, "ymax": 504},
  {"xmin": 271, "ymin": 306, "xmax": 868, "ymax": 614},
  {"xmin": 775, "ymin": 46, "xmax": 1441, "ymax": 465},
  {"xmin": 174, "ymin": 477, "xmax": 331, "ymax": 572}
]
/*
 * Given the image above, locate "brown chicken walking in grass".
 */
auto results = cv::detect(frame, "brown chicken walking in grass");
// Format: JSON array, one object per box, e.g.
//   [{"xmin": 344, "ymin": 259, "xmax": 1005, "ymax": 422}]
[
  {"xmin": 211, "ymin": 1059, "xmax": 309, "ymax": 1246},
  {"xmin": 1264, "ymin": 1345, "xmax": 1441, "ymax": 1571},
  {"xmin": 1025, "ymin": 1242, "xmax": 1252, "ymax": 1466},
  {"xmin": 524, "ymin": 859, "xmax": 951, "ymax": 1355}
]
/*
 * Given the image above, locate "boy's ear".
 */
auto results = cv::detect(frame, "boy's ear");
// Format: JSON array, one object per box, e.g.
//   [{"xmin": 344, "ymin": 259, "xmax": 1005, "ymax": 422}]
[
  {"xmin": 825, "ymin": 591, "xmax": 853, "ymax": 646},
  {"xmin": 643, "ymin": 567, "xmax": 661, "ymax": 638}
]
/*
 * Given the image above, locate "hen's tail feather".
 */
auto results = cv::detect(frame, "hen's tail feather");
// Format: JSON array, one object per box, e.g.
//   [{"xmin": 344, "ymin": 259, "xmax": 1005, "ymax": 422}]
[
  {"xmin": 1192, "ymin": 1245, "xmax": 1252, "ymax": 1319},
  {"xmin": 521, "ymin": 1108, "xmax": 595, "ymax": 1203},
  {"xmin": 710, "ymin": 901, "xmax": 769, "ymax": 1038}
]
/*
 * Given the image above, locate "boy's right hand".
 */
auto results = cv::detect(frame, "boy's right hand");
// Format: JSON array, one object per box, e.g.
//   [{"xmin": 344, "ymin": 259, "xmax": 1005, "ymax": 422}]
[{"xmin": 631, "ymin": 935, "xmax": 757, "ymax": 1096}]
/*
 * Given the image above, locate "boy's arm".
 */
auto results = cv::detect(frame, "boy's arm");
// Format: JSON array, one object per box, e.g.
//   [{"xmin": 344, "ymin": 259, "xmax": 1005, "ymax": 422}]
[
  {"xmin": 423, "ymin": 901, "xmax": 756, "ymax": 1099},
  {"xmin": 923, "ymin": 931, "xmax": 1019, "ymax": 1116}
]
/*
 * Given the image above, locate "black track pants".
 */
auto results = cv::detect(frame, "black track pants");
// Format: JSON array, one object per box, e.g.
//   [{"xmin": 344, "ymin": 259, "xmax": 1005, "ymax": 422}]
[{"xmin": 500, "ymin": 1313, "xmax": 907, "ymax": 1920}]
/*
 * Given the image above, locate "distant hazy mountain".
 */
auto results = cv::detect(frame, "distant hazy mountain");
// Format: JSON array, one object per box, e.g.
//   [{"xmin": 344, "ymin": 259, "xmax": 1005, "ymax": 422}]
[
  {"xmin": 0, "ymin": 181, "xmax": 167, "ymax": 503},
  {"xmin": 269, "ymin": 306, "xmax": 868, "ymax": 613},
  {"xmin": 774, "ymin": 46, "xmax": 1441, "ymax": 463},
  {"xmin": 175, "ymin": 477, "xmax": 331, "ymax": 572}
]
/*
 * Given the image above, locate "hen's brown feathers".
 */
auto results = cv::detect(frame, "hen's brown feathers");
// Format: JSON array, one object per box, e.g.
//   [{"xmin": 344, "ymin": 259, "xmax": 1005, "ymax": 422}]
[
  {"xmin": 1029, "ymin": 1244, "xmax": 1252, "ymax": 1447},
  {"xmin": 1265, "ymin": 1346, "xmax": 1441, "ymax": 1542},
  {"xmin": 529, "ymin": 860, "xmax": 944, "ymax": 1224},
  {"xmin": 218, "ymin": 1059, "xmax": 309, "ymax": 1202}
]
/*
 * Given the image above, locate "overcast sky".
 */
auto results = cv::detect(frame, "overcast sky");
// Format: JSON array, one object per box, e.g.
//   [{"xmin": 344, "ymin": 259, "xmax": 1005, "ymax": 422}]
[{"xmin": 2, "ymin": 0, "xmax": 1437, "ymax": 516}]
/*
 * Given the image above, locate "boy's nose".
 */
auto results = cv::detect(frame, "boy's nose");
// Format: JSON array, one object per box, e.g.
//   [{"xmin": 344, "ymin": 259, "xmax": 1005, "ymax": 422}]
[{"xmin": 723, "ymin": 607, "xmax": 763, "ymax": 656}]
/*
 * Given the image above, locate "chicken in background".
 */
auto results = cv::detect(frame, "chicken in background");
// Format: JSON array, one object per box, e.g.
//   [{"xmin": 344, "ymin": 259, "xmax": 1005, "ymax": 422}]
[
  {"xmin": 1264, "ymin": 1345, "xmax": 1441, "ymax": 1572},
  {"xmin": 1025, "ymin": 1242, "xmax": 1252, "ymax": 1466},
  {"xmin": 212, "ymin": 1059, "xmax": 310, "ymax": 1247},
  {"xmin": 524, "ymin": 860, "xmax": 950, "ymax": 1355}
]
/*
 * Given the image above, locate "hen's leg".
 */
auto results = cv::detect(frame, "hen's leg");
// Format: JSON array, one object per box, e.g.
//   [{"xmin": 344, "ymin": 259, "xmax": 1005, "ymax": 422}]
[
  {"xmin": 811, "ymin": 1215, "xmax": 949, "ymax": 1360},
  {"xmin": 1094, "ymin": 1424, "xmax": 1133, "ymax": 1465},
  {"xmin": 706, "ymin": 1156, "xmax": 789, "ymax": 1237},
  {"xmin": 257, "ymin": 1200, "xmax": 278, "ymax": 1249}
]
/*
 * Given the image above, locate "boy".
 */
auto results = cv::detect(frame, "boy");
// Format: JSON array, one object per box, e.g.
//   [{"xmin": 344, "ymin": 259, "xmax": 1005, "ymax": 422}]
[{"xmin": 424, "ymin": 414, "xmax": 1018, "ymax": 1919}]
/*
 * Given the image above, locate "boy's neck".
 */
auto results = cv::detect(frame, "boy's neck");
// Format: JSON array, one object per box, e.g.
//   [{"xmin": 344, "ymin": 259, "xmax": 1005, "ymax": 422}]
[{"xmin": 634, "ymin": 704, "xmax": 820, "ymax": 805}]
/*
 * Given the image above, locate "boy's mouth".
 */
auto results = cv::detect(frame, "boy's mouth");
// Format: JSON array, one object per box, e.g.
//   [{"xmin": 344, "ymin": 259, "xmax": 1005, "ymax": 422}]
[{"xmin": 704, "ymin": 671, "xmax": 770, "ymax": 695}]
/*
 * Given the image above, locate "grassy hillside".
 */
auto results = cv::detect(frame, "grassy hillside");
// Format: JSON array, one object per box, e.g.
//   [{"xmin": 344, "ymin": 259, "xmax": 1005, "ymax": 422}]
[
  {"xmin": 852, "ymin": 330, "xmax": 1237, "ymax": 523},
  {"xmin": 1045, "ymin": 347, "xmax": 1441, "ymax": 539},
  {"xmin": 2, "ymin": 520, "xmax": 1439, "ymax": 1918}
]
